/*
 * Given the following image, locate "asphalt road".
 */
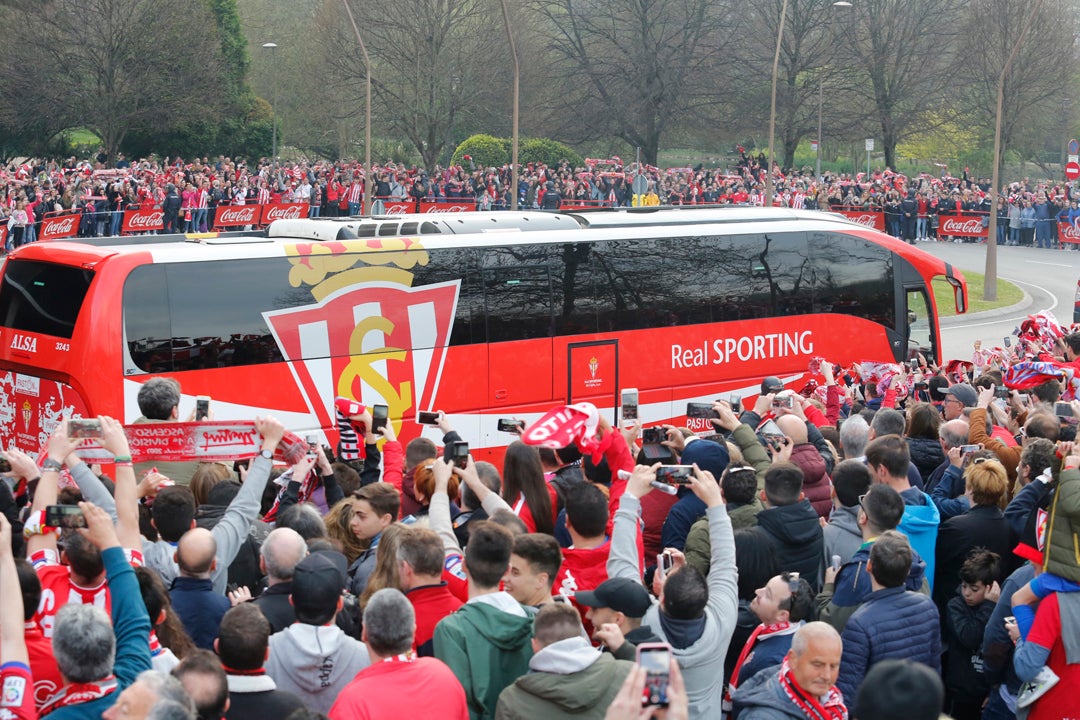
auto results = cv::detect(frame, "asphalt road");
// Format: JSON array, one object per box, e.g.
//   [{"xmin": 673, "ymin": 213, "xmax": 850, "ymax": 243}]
[{"xmin": 916, "ymin": 242, "xmax": 1080, "ymax": 361}]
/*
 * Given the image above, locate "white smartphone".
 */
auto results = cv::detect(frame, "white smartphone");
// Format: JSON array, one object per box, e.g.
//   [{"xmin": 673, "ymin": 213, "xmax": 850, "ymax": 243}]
[{"xmin": 621, "ymin": 388, "xmax": 639, "ymax": 428}]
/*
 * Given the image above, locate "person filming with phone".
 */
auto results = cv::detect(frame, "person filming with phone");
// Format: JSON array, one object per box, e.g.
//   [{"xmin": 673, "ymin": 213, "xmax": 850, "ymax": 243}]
[{"xmin": 607, "ymin": 461, "xmax": 737, "ymax": 720}]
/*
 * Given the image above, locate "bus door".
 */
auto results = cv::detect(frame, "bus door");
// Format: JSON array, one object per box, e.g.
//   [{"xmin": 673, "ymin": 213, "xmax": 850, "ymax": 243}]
[
  {"xmin": 566, "ymin": 339, "xmax": 620, "ymax": 425},
  {"xmin": 482, "ymin": 264, "xmax": 555, "ymax": 409},
  {"xmin": 904, "ymin": 287, "xmax": 937, "ymax": 363}
]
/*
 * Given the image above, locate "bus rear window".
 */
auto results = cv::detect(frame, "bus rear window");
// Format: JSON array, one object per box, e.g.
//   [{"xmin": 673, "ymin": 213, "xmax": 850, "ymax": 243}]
[{"xmin": 0, "ymin": 260, "xmax": 94, "ymax": 339}]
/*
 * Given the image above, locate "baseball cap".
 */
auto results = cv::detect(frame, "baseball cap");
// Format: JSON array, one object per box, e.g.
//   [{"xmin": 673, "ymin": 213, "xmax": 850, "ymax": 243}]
[
  {"xmin": 941, "ymin": 383, "xmax": 978, "ymax": 408},
  {"xmin": 760, "ymin": 376, "xmax": 784, "ymax": 394},
  {"xmin": 291, "ymin": 551, "xmax": 347, "ymax": 618},
  {"xmin": 575, "ymin": 577, "xmax": 652, "ymax": 618}
]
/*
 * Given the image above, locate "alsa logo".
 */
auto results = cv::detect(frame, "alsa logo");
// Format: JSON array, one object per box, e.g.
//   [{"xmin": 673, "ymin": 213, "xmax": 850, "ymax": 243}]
[{"xmin": 10, "ymin": 334, "xmax": 37, "ymax": 352}]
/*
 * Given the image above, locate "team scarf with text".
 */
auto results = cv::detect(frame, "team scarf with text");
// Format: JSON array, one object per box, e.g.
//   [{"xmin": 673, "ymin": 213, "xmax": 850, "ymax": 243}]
[{"xmin": 777, "ymin": 657, "xmax": 847, "ymax": 720}]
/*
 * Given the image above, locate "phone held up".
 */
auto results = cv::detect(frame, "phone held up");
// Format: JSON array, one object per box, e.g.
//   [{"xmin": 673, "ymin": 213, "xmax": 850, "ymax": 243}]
[
  {"xmin": 497, "ymin": 418, "xmax": 525, "ymax": 433},
  {"xmin": 621, "ymin": 388, "xmax": 639, "ymax": 428},
  {"xmin": 68, "ymin": 418, "xmax": 103, "ymax": 439},
  {"xmin": 637, "ymin": 642, "xmax": 673, "ymax": 707},
  {"xmin": 655, "ymin": 465, "xmax": 694, "ymax": 484},
  {"xmin": 46, "ymin": 504, "xmax": 87, "ymax": 529},
  {"xmin": 417, "ymin": 411, "xmax": 440, "ymax": 426},
  {"xmin": 371, "ymin": 404, "xmax": 389, "ymax": 433},
  {"xmin": 445, "ymin": 441, "xmax": 469, "ymax": 469}
]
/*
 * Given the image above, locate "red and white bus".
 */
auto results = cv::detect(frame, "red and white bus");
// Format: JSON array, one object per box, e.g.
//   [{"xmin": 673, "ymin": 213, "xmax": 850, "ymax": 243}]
[{"xmin": 0, "ymin": 207, "xmax": 966, "ymax": 460}]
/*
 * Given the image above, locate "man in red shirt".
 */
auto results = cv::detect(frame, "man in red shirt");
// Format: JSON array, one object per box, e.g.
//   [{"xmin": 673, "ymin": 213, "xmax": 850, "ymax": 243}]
[
  {"xmin": 330, "ymin": 589, "xmax": 467, "ymax": 720},
  {"xmin": 398, "ymin": 527, "xmax": 462, "ymax": 656},
  {"xmin": 554, "ymin": 483, "xmax": 611, "ymax": 600},
  {"xmin": 1013, "ymin": 590, "xmax": 1080, "ymax": 719}
]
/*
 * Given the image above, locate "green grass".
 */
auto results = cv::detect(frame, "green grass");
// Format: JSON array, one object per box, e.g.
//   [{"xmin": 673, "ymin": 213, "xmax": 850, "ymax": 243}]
[
  {"xmin": 66, "ymin": 128, "xmax": 101, "ymax": 145},
  {"xmin": 933, "ymin": 270, "xmax": 1023, "ymax": 316}
]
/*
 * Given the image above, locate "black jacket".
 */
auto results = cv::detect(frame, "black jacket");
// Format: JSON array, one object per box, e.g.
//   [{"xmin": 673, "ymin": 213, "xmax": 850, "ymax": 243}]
[
  {"xmin": 907, "ymin": 437, "xmax": 946, "ymax": 487},
  {"xmin": 747, "ymin": 500, "xmax": 824, "ymax": 591},
  {"xmin": 933, "ymin": 504, "xmax": 1016, "ymax": 611}
]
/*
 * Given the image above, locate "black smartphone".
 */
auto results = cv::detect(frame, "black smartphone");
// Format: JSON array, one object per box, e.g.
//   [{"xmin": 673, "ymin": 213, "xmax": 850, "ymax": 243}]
[
  {"xmin": 497, "ymin": 418, "xmax": 524, "ymax": 433},
  {"xmin": 909, "ymin": 359, "xmax": 920, "ymax": 372},
  {"xmin": 655, "ymin": 465, "xmax": 694, "ymax": 484},
  {"xmin": 195, "ymin": 395, "xmax": 211, "ymax": 421},
  {"xmin": 1055, "ymin": 402, "xmax": 1073, "ymax": 418},
  {"xmin": 641, "ymin": 427, "xmax": 667, "ymax": 445},
  {"xmin": 445, "ymin": 441, "xmax": 469, "ymax": 469},
  {"xmin": 371, "ymin": 404, "xmax": 389, "ymax": 433},
  {"xmin": 729, "ymin": 395, "xmax": 742, "ymax": 414},
  {"xmin": 686, "ymin": 402, "xmax": 718, "ymax": 419},
  {"xmin": 417, "ymin": 411, "xmax": 440, "ymax": 426},
  {"xmin": 45, "ymin": 504, "xmax": 86, "ymax": 529},
  {"xmin": 68, "ymin": 418, "xmax": 102, "ymax": 439},
  {"xmin": 637, "ymin": 643, "xmax": 672, "ymax": 707},
  {"xmin": 994, "ymin": 386, "xmax": 1009, "ymax": 400}
]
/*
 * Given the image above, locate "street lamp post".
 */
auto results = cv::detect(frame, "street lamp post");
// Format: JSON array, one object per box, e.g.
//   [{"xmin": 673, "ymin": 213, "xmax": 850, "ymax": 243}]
[
  {"xmin": 341, "ymin": 0, "xmax": 373, "ymax": 215},
  {"xmin": 764, "ymin": 0, "xmax": 789, "ymax": 209},
  {"xmin": 262, "ymin": 42, "xmax": 278, "ymax": 160},
  {"xmin": 500, "ymin": 0, "xmax": 520, "ymax": 211}
]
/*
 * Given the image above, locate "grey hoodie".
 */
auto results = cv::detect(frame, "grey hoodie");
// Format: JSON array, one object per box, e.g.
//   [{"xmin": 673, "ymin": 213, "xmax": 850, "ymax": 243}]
[
  {"xmin": 821, "ymin": 505, "xmax": 863, "ymax": 575},
  {"xmin": 265, "ymin": 623, "xmax": 371, "ymax": 714},
  {"xmin": 607, "ymin": 495, "xmax": 737, "ymax": 720},
  {"xmin": 731, "ymin": 663, "xmax": 814, "ymax": 719}
]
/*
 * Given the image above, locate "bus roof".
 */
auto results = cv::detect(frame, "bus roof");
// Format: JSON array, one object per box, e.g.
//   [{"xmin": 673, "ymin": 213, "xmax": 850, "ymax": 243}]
[{"xmin": 7, "ymin": 207, "xmax": 955, "ymax": 285}]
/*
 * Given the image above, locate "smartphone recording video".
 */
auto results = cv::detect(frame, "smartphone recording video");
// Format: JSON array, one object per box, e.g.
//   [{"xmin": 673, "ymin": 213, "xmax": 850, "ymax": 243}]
[
  {"xmin": 637, "ymin": 643, "xmax": 672, "ymax": 707},
  {"xmin": 68, "ymin": 419, "xmax": 103, "ymax": 439},
  {"xmin": 45, "ymin": 505, "xmax": 87, "ymax": 529},
  {"xmin": 655, "ymin": 465, "xmax": 694, "ymax": 484},
  {"xmin": 371, "ymin": 404, "xmax": 389, "ymax": 433}
]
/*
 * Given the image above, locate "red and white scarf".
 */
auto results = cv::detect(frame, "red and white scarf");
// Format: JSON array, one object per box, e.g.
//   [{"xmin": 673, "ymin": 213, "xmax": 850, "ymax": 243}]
[
  {"xmin": 777, "ymin": 657, "xmax": 847, "ymax": 720},
  {"xmin": 725, "ymin": 621, "xmax": 798, "ymax": 704},
  {"xmin": 40, "ymin": 676, "xmax": 118, "ymax": 716}
]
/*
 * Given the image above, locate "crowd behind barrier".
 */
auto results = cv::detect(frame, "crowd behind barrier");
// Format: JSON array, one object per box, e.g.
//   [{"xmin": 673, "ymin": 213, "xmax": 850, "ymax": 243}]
[{"xmin": 4, "ymin": 151, "xmax": 1080, "ymax": 249}]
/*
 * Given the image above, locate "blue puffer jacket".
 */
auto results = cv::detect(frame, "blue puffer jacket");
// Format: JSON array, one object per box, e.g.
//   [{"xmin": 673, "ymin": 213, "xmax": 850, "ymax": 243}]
[{"xmin": 836, "ymin": 586, "xmax": 941, "ymax": 700}]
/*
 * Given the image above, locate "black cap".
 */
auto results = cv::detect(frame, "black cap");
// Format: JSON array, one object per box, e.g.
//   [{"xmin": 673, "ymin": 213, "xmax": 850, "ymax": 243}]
[
  {"xmin": 761, "ymin": 376, "xmax": 784, "ymax": 394},
  {"xmin": 575, "ymin": 577, "xmax": 652, "ymax": 618},
  {"xmin": 291, "ymin": 551, "xmax": 347, "ymax": 617}
]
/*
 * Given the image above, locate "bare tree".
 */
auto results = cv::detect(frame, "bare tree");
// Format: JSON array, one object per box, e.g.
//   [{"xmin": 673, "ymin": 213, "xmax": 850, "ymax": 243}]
[
  {"xmin": 833, "ymin": 0, "xmax": 964, "ymax": 169},
  {"xmin": 952, "ymin": 0, "xmax": 1078, "ymax": 173},
  {"xmin": 529, "ymin": 0, "xmax": 736, "ymax": 165},
  {"xmin": 0, "ymin": 0, "xmax": 226, "ymax": 160},
  {"xmin": 733, "ymin": 0, "xmax": 849, "ymax": 169}
]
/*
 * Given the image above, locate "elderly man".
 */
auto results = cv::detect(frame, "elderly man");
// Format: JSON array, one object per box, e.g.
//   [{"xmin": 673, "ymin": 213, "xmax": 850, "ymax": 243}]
[
  {"xmin": 103, "ymin": 671, "xmax": 195, "ymax": 720},
  {"xmin": 731, "ymin": 622, "xmax": 847, "ymax": 719},
  {"xmin": 330, "ymin": 589, "xmax": 467, "ymax": 720},
  {"xmin": 251, "ymin": 527, "xmax": 310, "ymax": 633}
]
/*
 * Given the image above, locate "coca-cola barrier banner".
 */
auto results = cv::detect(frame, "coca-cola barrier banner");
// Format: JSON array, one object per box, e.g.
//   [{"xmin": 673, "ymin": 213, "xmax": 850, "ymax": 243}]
[
  {"xmin": 260, "ymin": 202, "xmax": 308, "ymax": 224},
  {"xmin": 1059, "ymin": 221, "xmax": 1080, "ymax": 244},
  {"xmin": 213, "ymin": 204, "xmax": 260, "ymax": 228},
  {"xmin": 40, "ymin": 214, "xmax": 81, "ymax": 241},
  {"xmin": 122, "ymin": 207, "xmax": 164, "ymax": 233},
  {"xmin": 381, "ymin": 201, "xmax": 475, "ymax": 214},
  {"xmin": 937, "ymin": 213, "xmax": 988, "ymax": 238},
  {"xmin": 836, "ymin": 210, "xmax": 886, "ymax": 232}
]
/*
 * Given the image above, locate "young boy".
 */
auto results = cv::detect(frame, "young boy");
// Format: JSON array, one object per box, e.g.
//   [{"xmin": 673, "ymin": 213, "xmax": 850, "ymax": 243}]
[{"xmin": 945, "ymin": 549, "xmax": 1000, "ymax": 720}]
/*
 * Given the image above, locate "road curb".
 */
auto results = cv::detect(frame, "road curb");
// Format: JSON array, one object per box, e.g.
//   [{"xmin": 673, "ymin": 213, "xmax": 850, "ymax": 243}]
[{"xmin": 939, "ymin": 285, "xmax": 1033, "ymax": 328}]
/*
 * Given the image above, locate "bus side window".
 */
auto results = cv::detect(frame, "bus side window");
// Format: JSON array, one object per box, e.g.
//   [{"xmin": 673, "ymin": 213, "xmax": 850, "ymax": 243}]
[
  {"xmin": 810, "ymin": 231, "xmax": 896, "ymax": 330},
  {"xmin": 124, "ymin": 265, "xmax": 172, "ymax": 373}
]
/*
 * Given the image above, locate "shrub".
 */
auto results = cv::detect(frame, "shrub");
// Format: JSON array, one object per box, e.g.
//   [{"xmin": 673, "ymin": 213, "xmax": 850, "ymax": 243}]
[
  {"xmin": 518, "ymin": 137, "xmax": 583, "ymax": 169},
  {"xmin": 451, "ymin": 134, "xmax": 508, "ymax": 169}
]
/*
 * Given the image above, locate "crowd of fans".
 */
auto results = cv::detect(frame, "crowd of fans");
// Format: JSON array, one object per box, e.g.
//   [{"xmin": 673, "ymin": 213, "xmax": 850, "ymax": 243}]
[
  {"xmin": 3, "ymin": 152, "xmax": 1080, "ymax": 249},
  {"xmin": 2, "ymin": 304, "xmax": 1080, "ymax": 720}
]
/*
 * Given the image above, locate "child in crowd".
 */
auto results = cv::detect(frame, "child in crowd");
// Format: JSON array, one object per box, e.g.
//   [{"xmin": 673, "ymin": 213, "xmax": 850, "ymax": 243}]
[{"xmin": 944, "ymin": 549, "xmax": 999, "ymax": 720}]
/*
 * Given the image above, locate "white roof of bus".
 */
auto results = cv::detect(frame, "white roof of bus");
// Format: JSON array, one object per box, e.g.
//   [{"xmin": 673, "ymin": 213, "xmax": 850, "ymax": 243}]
[{"xmin": 41, "ymin": 208, "xmax": 881, "ymax": 264}]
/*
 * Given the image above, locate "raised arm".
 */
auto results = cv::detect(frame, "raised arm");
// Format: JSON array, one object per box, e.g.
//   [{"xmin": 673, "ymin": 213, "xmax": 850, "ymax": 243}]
[
  {"xmin": 27, "ymin": 421, "xmax": 80, "ymax": 558},
  {"xmin": 0, "ymin": 515, "xmax": 27, "ymax": 666},
  {"xmin": 606, "ymin": 464, "xmax": 656, "ymax": 582},
  {"xmin": 99, "ymin": 415, "xmax": 141, "ymax": 551}
]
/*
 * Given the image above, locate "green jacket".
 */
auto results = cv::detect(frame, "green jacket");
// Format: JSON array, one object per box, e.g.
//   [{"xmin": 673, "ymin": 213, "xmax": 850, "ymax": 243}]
[
  {"xmin": 434, "ymin": 597, "xmax": 535, "ymax": 720},
  {"xmin": 1044, "ymin": 468, "xmax": 1080, "ymax": 582},
  {"xmin": 495, "ymin": 647, "xmax": 634, "ymax": 720},
  {"xmin": 684, "ymin": 499, "xmax": 762, "ymax": 577}
]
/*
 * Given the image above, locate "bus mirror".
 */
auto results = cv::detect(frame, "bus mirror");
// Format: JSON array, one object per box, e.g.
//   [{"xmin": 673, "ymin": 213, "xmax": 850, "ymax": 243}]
[{"xmin": 947, "ymin": 276, "xmax": 966, "ymax": 314}]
